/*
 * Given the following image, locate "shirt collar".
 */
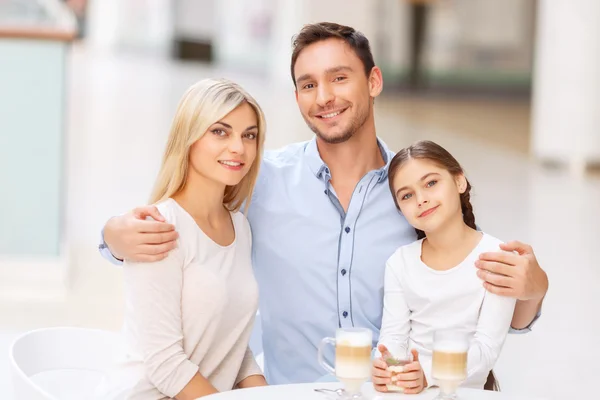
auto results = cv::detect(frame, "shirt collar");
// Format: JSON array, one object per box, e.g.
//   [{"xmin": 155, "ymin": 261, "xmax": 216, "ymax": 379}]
[{"xmin": 305, "ymin": 136, "xmax": 394, "ymax": 183}]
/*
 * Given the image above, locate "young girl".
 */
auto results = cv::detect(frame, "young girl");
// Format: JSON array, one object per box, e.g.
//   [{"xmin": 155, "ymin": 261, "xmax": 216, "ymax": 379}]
[
  {"xmin": 372, "ymin": 140, "xmax": 516, "ymax": 394},
  {"xmin": 95, "ymin": 78, "xmax": 267, "ymax": 399}
]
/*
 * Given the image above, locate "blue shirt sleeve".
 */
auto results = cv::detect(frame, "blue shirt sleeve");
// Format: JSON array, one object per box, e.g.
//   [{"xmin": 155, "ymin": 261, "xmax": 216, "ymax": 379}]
[
  {"xmin": 98, "ymin": 228, "xmax": 124, "ymax": 266},
  {"xmin": 508, "ymin": 308, "xmax": 541, "ymax": 334}
]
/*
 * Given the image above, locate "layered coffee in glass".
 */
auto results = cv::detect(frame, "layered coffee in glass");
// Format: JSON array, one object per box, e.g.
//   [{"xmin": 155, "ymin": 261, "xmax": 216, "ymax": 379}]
[
  {"xmin": 431, "ymin": 330, "xmax": 469, "ymax": 400},
  {"xmin": 318, "ymin": 328, "xmax": 372, "ymax": 399}
]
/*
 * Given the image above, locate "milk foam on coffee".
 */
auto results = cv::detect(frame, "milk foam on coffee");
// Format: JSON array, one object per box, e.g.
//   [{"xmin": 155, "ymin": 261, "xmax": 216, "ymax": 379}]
[
  {"xmin": 337, "ymin": 329, "xmax": 372, "ymax": 347},
  {"xmin": 432, "ymin": 340, "xmax": 468, "ymax": 381}
]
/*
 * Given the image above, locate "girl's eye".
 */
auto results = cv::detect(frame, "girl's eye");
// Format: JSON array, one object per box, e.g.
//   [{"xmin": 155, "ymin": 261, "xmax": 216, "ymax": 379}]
[
  {"xmin": 244, "ymin": 132, "xmax": 257, "ymax": 140},
  {"xmin": 212, "ymin": 129, "xmax": 227, "ymax": 136},
  {"xmin": 426, "ymin": 180, "xmax": 437, "ymax": 188},
  {"xmin": 401, "ymin": 193, "xmax": 412, "ymax": 201}
]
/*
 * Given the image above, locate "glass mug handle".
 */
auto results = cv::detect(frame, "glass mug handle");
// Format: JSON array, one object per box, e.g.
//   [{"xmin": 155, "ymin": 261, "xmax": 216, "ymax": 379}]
[{"xmin": 317, "ymin": 337, "xmax": 336, "ymax": 375}]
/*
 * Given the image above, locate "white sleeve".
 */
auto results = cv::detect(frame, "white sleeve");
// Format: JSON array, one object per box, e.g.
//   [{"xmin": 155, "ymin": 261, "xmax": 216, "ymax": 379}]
[
  {"xmin": 465, "ymin": 290, "xmax": 517, "ymax": 387},
  {"xmin": 377, "ymin": 258, "xmax": 411, "ymax": 359},
  {"xmin": 124, "ymin": 248, "xmax": 199, "ymax": 398}
]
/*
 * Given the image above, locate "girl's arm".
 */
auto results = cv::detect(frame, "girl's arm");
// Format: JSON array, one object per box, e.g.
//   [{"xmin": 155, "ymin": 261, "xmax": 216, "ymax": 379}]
[
  {"xmin": 465, "ymin": 290, "xmax": 517, "ymax": 387},
  {"xmin": 373, "ymin": 259, "xmax": 413, "ymax": 392}
]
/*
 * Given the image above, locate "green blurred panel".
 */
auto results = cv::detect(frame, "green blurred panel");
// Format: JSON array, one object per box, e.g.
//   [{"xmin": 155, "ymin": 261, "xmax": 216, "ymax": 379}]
[{"xmin": 0, "ymin": 39, "xmax": 66, "ymax": 256}]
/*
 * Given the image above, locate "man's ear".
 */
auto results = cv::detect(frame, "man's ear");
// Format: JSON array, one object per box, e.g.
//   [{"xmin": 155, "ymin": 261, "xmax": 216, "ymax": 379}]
[{"xmin": 368, "ymin": 66, "xmax": 383, "ymax": 99}]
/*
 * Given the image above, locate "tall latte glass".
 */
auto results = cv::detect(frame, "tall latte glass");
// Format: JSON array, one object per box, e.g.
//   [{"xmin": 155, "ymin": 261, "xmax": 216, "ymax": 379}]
[
  {"xmin": 431, "ymin": 330, "xmax": 469, "ymax": 400},
  {"xmin": 317, "ymin": 328, "xmax": 372, "ymax": 399}
]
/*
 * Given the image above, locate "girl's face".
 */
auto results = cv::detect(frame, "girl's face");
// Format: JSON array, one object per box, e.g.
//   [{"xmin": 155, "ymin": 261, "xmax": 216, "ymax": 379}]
[{"xmin": 391, "ymin": 158, "xmax": 467, "ymax": 235}]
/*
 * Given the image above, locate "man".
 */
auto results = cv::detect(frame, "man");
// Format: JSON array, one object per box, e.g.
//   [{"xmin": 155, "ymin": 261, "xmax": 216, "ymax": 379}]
[{"xmin": 99, "ymin": 22, "xmax": 548, "ymax": 385}]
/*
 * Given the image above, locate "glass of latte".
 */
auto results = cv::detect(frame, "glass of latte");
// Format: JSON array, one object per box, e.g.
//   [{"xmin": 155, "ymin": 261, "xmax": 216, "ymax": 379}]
[
  {"xmin": 317, "ymin": 328, "xmax": 372, "ymax": 399},
  {"xmin": 431, "ymin": 330, "xmax": 469, "ymax": 400}
]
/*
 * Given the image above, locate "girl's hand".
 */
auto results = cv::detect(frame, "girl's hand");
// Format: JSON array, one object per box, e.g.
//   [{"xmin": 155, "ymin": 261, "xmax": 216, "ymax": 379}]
[
  {"xmin": 371, "ymin": 344, "xmax": 393, "ymax": 392},
  {"xmin": 391, "ymin": 349, "xmax": 427, "ymax": 394}
]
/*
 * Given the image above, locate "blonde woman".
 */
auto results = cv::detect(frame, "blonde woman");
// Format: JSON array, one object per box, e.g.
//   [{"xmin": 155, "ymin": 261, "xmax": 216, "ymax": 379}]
[{"xmin": 95, "ymin": 78, "xmax": 267, "ymax": 400}]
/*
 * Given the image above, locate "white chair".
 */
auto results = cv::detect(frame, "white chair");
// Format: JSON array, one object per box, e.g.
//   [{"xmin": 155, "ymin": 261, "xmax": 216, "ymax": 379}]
[{"xmin": 9, "ymin": 327, "xmax": 121, "ymax": 400}]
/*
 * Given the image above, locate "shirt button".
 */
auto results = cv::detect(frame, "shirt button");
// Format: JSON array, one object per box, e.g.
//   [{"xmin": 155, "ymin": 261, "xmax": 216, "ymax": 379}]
[
  {"xmin": 324, "ymin": 190, "xmax": 328, "ymax": 195},
  {"xmin": 345, "ymin": 226, "xmax": 350, "ymax": 233},
  {"xmin": 341, "ymin": 269, "xmax": 347, "ymax": 276},
  {"xmin": 343, "ymin": 311, "xmax": 348, "ymax": 318}
]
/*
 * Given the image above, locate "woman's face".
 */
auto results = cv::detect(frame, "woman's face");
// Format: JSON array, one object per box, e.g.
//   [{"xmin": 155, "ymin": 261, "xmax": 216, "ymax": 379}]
[{"xmin": 188, "ymin": 102, "xmax": 259, "ymax": 187}]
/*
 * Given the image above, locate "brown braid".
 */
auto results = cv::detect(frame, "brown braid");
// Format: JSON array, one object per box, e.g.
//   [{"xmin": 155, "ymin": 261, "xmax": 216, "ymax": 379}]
[
  {"xmin": 388, "ymin": 140, "xmax": 476, "ymax": 239},
  {"xmin": 460, "ymin": 180, "xmax": 476, "ymax": 231}
]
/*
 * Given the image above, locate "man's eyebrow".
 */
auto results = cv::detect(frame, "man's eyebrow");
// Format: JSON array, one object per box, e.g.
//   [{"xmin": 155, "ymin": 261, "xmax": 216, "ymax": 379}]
[{"xmin": 295, "ymin": 66, "xmax": 354, "ymax": 85}]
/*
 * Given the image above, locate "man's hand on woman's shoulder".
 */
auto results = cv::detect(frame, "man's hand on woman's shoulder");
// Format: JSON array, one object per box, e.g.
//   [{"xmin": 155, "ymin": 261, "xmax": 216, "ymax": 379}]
[{"xmin": 104, "ymin": 205, "xmax": 179, "ymax": 262}]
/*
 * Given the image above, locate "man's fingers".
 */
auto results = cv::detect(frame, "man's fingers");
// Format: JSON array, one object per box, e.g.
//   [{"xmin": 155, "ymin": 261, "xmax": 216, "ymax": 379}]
[
  {"xmin": 477, "ymin": 269, "xmax": 514, "ymax": 288},
  {"xmin": 499, "ymin": 240, "xmax": 533, "ymax": 256},
  {"xmin": 132, "ymin": 206, "xmax": 166, "ymax": 222},
  {"xmin": 135, "ymin": 220, "xmax": 176, "ymax": 234},
  {"xmin": 478, "ymin": 251, "xmax": 520, "ymax": 266},
  {"xmin": 143, "ymin": 231, "xmax": 179, "ymax": 245},
  {"xmin": 475, "ymin": 260, "xmax": 514, "ymax": 277}
]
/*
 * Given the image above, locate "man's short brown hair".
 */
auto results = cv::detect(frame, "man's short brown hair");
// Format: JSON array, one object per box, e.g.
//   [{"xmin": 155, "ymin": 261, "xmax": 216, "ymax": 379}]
[{"xmin": 290, "ymin": 22, "xmax": 376, "ymax": 87}]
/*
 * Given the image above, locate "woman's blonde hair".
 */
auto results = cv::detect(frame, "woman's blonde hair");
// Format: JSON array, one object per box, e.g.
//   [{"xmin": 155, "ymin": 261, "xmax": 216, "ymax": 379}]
[{"xmin": 149, "ymin": 78, "xmax": 266, "ymax": 212}]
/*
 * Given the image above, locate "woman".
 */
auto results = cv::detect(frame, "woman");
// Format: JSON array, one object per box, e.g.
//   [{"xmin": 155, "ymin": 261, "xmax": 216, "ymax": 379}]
[{"xmin": 95, "ymin": 78, "xmax": 267, "ymax": 399}]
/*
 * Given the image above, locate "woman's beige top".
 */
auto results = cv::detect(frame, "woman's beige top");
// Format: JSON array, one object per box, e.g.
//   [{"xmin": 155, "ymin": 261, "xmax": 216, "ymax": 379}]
[{"xmin": 95, "ymin": 198, "xmax": 262, "ymax": 400}]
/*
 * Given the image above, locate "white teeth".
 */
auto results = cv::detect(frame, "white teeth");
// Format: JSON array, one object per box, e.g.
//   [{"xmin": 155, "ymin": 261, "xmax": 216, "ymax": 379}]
[
  {"xmin": 321, "ymin": 111, "xmax": 342, "ymax": 119},
  {"xmin": 219, "ymin": 161, "xmax": 242, "ymax": 167}
]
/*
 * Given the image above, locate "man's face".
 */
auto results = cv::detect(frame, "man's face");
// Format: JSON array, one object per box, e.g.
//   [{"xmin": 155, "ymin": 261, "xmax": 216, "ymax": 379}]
[{"xmin": 293, "ymin": 38, "xmax": 381, "ymax": 144}]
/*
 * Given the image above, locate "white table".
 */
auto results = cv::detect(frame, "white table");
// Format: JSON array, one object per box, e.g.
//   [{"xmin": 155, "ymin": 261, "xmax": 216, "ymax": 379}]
[{"xmin": 203, "ymin": 382, "xmax": 548, "ymax": 399}]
